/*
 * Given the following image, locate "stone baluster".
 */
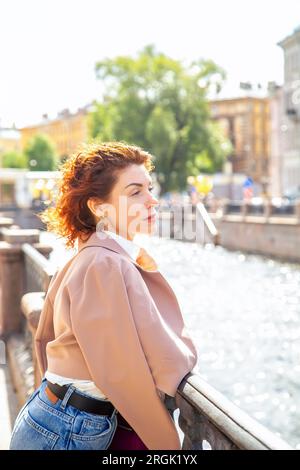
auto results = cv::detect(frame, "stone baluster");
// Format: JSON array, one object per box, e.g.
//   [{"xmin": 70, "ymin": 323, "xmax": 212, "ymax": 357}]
[
  {"xmin": 264, "ymin": 199, "xmax": 273, "ymax": 219},
  {"xmin": 0, "ymin": 228, "xmax": 51, "ymax": 337},
  {"xmin": 241, "ymin": 201, "xmax": 250, "ymax": 219}
]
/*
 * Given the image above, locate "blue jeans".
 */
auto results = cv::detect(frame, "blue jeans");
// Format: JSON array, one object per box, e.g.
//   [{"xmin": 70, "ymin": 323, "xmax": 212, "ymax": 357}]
[{"xmin": 9, "ymin": 378, "xmax": 118, "ymax": 450}]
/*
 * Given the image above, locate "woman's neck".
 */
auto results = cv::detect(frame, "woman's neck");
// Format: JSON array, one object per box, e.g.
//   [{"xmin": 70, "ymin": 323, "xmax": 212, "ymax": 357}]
[{"xmin": 103, "ymin": 226, "xmax": 135, "ymax": 242}]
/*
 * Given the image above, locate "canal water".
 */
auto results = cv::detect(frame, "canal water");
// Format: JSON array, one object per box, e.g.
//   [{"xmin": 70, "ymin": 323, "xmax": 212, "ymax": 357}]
[{"xmin": 41, "ymin": 231, "xmax": 300, "ymax": 449}]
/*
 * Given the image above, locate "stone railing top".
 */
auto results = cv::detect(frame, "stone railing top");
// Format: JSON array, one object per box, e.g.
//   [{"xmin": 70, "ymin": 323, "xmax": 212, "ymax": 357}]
[
  {"xmin": 21, "ymin": 292, "xmax": 46, "ymax": 331},
  {"xmin": 22, "ymin": 243, "xmax": 56, "ymax": 279},
  {"xmin": 177, "ymin": 373, "xmax": 293, "ymax": 450},
  {"xmin": 0, "ymin": 216, "xmax": 14, "ymax": 225},
  {"xmin": 0, "ymin": 227, "xmax": 40, "ymax": 244}
]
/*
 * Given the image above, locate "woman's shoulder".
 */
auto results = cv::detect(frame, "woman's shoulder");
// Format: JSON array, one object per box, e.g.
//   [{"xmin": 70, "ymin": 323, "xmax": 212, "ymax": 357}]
[
  {"xmin": 71, "ymin": 245, "xmax": 139, "ymax": 284},
  {"xmin": 83, "ymin": 245, "xmax": 134, "ymax": 269},
  {"xmin": 65, "ymin": 246, "xmax": 143, "ymax": 304}
]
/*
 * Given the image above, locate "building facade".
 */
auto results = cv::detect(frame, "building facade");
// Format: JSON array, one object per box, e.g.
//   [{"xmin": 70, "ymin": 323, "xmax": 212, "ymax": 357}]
[
  {"xmin": 278, "ymin": 26, "xmax": 300, "ymax": 196},
  {"xmin": 20, "ymin": 106, "xmax": 90, "ymax": 160},
  {"xmin": 0, "ymin": 128, "xmax": 21, "ymax": 155},
  {"xmin": 209, "ymin": 97, "xmax": 270, "ymax": 190},
  {"xmin": 268, "ymin": 84, "xmax": 285, "ymax": 197}
]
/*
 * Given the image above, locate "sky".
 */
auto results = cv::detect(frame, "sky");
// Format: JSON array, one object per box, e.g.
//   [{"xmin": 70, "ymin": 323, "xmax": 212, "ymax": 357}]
[{"xmin": 0, "ymin": 0, "xmax": 299, "ymax": 128}]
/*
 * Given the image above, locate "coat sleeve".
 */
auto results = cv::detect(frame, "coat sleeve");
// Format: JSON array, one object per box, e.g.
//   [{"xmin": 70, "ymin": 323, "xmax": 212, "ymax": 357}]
[
  {"xmin": 35, "ymin": 270, "xmax": 59, "ymax": 382},
  {"xmin": 68, "ymin": 256, "xmax": 181, "ymax": 450}
]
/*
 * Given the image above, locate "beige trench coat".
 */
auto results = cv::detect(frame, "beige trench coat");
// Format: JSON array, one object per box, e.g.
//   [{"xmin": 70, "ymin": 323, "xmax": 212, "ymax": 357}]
[{"xmin": 35, "ymin": 231, "xmax": 198, "ymax": 450}]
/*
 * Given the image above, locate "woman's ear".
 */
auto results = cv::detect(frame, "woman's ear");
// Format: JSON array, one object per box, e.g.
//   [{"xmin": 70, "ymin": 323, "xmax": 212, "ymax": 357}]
[{"xmin": 87, "ymin": 198, "xmax": 103, "ymax": 218}]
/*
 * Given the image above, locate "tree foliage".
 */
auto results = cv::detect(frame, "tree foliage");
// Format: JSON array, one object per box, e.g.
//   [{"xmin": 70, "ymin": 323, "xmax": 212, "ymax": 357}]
[
  {"xmin": 89, "ymin": 44, "xmax": 231, "ymax": 193},
  {"xmin": 24, "ymin": 134, "xmax": 57, "ymax": 171},
  {"xmin": 1, "ymin": 150, "xmax": 28, "ymax": 169}
]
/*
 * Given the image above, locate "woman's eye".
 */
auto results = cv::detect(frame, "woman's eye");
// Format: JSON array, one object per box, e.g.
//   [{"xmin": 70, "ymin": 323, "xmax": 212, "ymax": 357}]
[{"xmin": 131, "ymin": 187, "xmax": 153, "ymax": 196}]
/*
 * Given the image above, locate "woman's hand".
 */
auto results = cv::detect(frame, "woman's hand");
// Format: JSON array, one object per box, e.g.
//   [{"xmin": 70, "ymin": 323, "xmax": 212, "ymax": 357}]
[{"xmin": 136, "ymin": 247, "xmax": 158, "ymax": 271}]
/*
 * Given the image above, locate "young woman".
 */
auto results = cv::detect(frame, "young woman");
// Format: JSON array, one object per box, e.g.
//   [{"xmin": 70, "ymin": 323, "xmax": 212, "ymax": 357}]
[{"xmin": 9, "ymin": 142, "xmax": 198, "ymax": 450}]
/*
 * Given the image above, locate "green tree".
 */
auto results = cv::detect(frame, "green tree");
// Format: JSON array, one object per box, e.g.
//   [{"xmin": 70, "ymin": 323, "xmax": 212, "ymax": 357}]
[
  {"xmin": 24, "ymin": 134, "xmax": 57, "ymax": 171},
  {"xmin": 89, "ymin": 44, "xmax": 231, "ymax": 193},
  {"xmin": 1, "ymin": 150, "xmax": 28, "ymax": 169}
]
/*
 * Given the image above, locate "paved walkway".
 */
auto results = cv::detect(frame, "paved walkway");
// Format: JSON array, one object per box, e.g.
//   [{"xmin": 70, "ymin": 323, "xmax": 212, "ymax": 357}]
[{"xmin": 0, "ymin": 365, "xmax": 19, "ymax": 450}]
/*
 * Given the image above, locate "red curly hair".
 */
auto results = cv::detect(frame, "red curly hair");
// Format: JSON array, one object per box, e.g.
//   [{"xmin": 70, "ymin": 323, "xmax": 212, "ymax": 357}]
[{"xmin": 38, "ymin": 141, "xmax": 155, "ymax": 250}]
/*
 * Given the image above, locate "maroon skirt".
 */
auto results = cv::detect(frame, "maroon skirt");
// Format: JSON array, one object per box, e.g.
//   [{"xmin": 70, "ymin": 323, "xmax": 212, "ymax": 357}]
[{"xmin": 108, "ymin": 413, "xmax": 148, "ymax": 450}]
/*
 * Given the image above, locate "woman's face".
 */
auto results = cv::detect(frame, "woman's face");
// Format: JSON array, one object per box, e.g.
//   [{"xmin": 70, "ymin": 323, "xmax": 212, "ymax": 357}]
[{"xmin": 89, "ymin": 164, "xmax": 159, "ymax": 240}]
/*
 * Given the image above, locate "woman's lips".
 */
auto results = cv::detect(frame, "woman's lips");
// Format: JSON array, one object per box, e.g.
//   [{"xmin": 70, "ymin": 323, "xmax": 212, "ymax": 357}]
[{"xmin": 144, "ymin": 213, "xmax": 156, "ymax": 222}]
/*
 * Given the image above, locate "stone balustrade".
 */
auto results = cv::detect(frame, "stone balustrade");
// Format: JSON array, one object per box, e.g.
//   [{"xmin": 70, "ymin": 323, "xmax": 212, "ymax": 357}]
[{"xmin": 157, "ymin": 201, "xmax": 300, "ymax": 262}]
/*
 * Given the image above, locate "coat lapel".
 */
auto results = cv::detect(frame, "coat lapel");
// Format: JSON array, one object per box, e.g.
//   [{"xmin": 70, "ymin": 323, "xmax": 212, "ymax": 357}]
[
  {"xmin": 76, "ymin": 230, "xmax": 181, "ymax": 307},
  {"xmin": 77, "ymin": 231, "xmax": 155, "ymax": 273}
]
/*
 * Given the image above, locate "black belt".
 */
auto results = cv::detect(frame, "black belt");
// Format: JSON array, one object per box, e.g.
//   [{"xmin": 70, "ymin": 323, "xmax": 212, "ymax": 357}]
[{"xmin": 46, "ymin": 380, "xmax": 117, "ymax": 417}]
